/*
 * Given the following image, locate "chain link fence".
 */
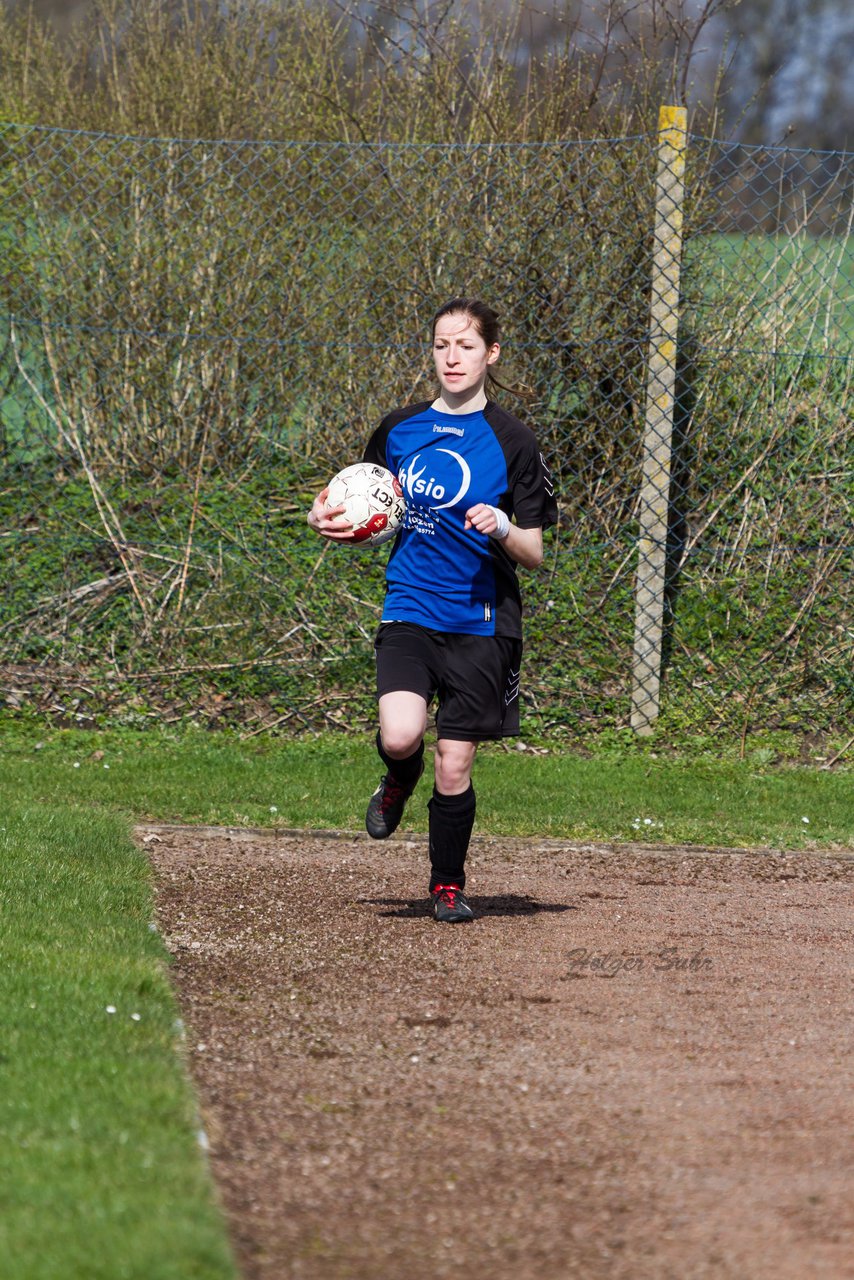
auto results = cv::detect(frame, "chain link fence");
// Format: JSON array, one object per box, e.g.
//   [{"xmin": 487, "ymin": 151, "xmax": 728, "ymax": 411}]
[{"xmin": 1, "ymin": 117, "xmax": 851, "ymax": 744}]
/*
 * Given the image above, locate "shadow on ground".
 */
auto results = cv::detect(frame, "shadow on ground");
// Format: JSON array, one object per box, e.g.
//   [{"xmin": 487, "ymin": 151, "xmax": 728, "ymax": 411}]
[{"xmin": 363, "ymin": 895, "xmax": 576, "ymax": 919}]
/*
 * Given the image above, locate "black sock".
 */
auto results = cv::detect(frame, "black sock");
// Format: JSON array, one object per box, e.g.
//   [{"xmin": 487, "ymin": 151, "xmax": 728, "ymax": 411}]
[
  {"xmin": 376, "ymin": 730, "xmax": 424, "ymax": 788},
  {"xmin": 428, "ymin": 784, "xmax": 476, "ymax": 891}
]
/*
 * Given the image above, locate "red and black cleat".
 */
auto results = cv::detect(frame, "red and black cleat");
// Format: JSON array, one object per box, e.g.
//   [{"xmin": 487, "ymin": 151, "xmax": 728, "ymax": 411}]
[
  {"xmin": 430, "ymin": 884, "xmax": 475, "ymax": 923},
  {"xmin": 365, "ymin": 766, "xmax": 424, "ymax": 839}
]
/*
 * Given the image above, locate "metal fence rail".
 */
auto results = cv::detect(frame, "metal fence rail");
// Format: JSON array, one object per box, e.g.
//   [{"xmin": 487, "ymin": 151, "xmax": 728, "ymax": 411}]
[{"xmin": 0, "ymin": 115, "xmax": 851, "ymax": 743}]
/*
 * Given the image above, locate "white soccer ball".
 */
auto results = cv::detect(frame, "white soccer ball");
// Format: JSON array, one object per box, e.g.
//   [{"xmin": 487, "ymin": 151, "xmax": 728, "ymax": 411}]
[{"xmin": 326, "ymin": 462, "xmax": 405, "ymax": 547}]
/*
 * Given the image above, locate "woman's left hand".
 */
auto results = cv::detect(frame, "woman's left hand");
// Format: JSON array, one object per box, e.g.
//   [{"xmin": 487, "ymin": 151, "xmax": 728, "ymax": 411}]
[{"xmin": 464, "ymin": 503, "xmax": 504, "ymax": 536}]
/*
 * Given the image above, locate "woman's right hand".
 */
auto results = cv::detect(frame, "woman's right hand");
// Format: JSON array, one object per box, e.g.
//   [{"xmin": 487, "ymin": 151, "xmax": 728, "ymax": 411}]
[{"xmin": 306, "ymin": 486, "xmax": 355, "ymax": 540}]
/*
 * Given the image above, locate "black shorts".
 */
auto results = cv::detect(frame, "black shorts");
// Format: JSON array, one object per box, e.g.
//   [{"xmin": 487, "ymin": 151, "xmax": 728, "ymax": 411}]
[{"xmin": 374, "ymin": 621, "xmax": 523, "ymax": 741}]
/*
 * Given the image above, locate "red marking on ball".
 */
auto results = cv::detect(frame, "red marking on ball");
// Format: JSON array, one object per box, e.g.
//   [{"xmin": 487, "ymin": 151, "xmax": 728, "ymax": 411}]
[{"xmin": 351, "ymin": 513, "xmax": 389, "ymax": 542}]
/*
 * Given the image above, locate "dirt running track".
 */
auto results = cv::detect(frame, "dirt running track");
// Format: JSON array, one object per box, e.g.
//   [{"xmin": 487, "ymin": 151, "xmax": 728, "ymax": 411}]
[{"xmin": 143, "ymin": 826, "xmax": 854, "ymax": 1280}]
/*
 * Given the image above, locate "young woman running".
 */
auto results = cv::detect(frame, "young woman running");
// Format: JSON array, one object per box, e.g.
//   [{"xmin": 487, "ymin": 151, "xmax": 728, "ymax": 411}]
[{"xmin": 307, "ymin": 297, "xmax": 557, "ymax": 922}]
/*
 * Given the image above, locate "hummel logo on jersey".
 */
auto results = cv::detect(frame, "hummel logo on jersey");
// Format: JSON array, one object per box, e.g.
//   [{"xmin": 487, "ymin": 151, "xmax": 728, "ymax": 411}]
[{"xmin": 540, "ymin": 452, "xmax": 555, "ymax": 497}]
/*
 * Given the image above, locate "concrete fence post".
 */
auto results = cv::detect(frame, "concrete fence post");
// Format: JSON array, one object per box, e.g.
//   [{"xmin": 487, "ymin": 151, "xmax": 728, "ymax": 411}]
[{"xmin": 631, "ymin": 105, "xmax": 688, "ymax": 734}]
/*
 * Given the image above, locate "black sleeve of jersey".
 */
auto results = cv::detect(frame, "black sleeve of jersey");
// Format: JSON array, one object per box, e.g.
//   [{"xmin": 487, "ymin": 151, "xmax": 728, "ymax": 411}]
[
  {"xmin": 484, "ymin": 403, "xmax": 558, "ymax": 530},
  {"xmin": 363, "ymin": 402, "xmax": 432, "ymax": 469}
]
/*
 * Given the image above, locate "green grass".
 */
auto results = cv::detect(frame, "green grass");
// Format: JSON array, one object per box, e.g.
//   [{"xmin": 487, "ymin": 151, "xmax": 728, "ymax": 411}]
[
  {"xmin": 511, "ymin": 750, "xmax": 853, "ymax": 850},
  {"xmin": 0, "ymin": 800, "xmax": 238, "ymax": 1280},
  {"xmin": 2, "ymin": 719, "xmax": 851, "ymax": 852},
  {"xmin": 687, "ymin": 232, "xmax": 854, "ymax": 350}
]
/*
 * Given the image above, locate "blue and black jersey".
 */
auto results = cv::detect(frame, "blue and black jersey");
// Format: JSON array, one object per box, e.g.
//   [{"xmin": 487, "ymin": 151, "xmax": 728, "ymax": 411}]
[{"xmin": 364, "ymin": 401, "xmax": 557, "ymax": 638}]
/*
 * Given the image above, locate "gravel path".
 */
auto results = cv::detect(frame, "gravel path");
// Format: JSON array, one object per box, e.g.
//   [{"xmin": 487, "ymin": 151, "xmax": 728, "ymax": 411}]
[{"xmin": 143, "ymin": 826, "xmax": 854, "ymax": 1280}]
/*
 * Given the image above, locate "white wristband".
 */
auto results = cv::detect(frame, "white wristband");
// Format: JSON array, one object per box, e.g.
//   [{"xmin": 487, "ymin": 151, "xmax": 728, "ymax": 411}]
[{"xmin": 487, "ymin": 505, "xmax": 511, "ymax": 540}]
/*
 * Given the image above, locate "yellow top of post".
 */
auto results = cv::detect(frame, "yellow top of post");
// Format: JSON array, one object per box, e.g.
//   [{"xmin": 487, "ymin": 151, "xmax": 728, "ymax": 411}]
[{"xmin": 658, "ymin": 105, "xmax": 688, "ymax": 150}]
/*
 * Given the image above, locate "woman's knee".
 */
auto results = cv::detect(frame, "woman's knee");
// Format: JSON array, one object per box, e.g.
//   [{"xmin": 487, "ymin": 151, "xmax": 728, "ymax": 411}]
[
  {"xmin": 434, "ymin": 739, "xmax": 477, "ymax": 794},
  {"xmin": 381, "ymin": 726, "xmax": 424, "ymax": 758},
  {"xmin": 378, "ymin": 692, "xmax": 427, "ymax": 758}
]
